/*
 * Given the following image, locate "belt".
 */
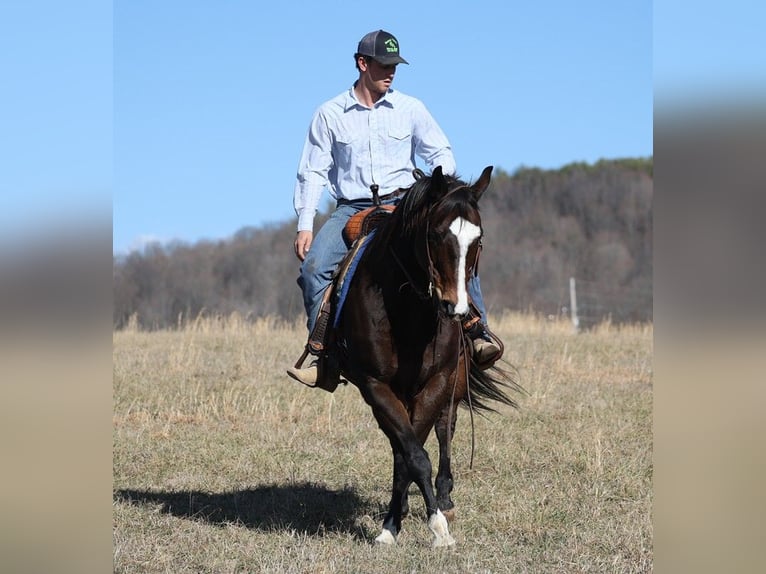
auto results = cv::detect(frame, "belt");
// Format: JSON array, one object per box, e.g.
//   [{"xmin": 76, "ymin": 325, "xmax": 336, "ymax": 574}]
[{"xmin": 338, "ymin": 187, "xmax": 407, "ymax": 206}]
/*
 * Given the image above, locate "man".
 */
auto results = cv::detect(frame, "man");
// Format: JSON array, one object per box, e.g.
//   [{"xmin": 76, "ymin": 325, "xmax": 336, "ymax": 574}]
[{"xmin": 287, "ymin": 29, "xmax": 500, "ymax": 386}]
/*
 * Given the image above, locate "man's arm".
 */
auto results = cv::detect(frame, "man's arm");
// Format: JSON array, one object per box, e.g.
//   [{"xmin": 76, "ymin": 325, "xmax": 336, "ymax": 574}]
[
  {"xmin": 293, "ymin": 109, "xmax": 334, "ymax": 234},
  {"xmin": 411, "ymin": 100, "xmax": 456, "ymax": 175}
]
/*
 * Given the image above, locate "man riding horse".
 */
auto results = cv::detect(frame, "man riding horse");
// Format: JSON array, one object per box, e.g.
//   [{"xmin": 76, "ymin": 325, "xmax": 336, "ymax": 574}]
[{"xmin": 288, "ymin": 30, "xmax": 502, "ymax": 388}]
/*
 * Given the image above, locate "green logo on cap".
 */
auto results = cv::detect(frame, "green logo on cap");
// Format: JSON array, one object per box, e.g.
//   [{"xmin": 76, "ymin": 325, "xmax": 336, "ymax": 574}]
[{"xmin": 384, "ymin": 38, "xmax": 398, "ymax": 53}]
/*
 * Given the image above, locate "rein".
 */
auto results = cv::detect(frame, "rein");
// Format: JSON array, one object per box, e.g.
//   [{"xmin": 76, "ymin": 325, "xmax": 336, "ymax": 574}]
[
  {"xmin": 388, "ymin": 220, "xmax": 435, "ymax": 300},
  {"xmin": 444, "ymin": 323, "xmax": 477, "ymax": 470}
]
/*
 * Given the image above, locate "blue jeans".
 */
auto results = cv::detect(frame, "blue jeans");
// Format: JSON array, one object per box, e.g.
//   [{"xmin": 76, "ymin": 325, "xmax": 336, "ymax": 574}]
[{"xmin": 298, "ymin": 200, "xmax": 489, "ymax": 332}]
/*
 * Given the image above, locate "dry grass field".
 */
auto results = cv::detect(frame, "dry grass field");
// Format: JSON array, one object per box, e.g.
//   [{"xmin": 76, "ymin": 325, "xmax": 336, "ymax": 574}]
[{"xmin": 113, "ymin": 312, "xmax": 652, "ymax": 573}]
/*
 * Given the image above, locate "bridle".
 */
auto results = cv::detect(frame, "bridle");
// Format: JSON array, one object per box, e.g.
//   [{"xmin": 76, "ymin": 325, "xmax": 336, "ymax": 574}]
[
  {"xmin": 389, "ymin": 180, "xmax": 483, "ymax": 306},
  {"xmin": 389, "ymin": 242, "xmax": 434, "ymax": 300}
]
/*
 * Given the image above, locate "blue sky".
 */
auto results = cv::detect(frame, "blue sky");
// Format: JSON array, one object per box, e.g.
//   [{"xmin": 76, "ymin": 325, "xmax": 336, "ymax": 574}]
[
  {"xmin": 1, "ymin": 1, "xmax": 112, "ymax": 247},
  {"xmin": 13, "ymin": 1, "xmax": 764, "ymax": 256},
  {"xmin": 112, "ymin": 0, "xmax": 653, "ymax": 254}
]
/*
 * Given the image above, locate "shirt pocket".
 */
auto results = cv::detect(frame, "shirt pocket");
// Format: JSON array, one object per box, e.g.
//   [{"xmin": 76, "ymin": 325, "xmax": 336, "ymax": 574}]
[
  {"xmin": 334, "ymin": 131, "xmax": 358, "ymax": 166},
  {"xmin": 387, "ymin": 125, "xmax": 412, "ymax": 160}
]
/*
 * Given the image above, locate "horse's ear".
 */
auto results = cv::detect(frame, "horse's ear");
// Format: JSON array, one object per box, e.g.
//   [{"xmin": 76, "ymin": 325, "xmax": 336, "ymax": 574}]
[
  {"xmin": 412, "ymin": 168, "xmax": 426, "ymax": 180},
  {"xmin": 429, "ymin": 165, "xmax": 449, "ymax": 200},
  {"xmin": 472, "ymin": 166, "xmax": 494, "ymax": 200}
]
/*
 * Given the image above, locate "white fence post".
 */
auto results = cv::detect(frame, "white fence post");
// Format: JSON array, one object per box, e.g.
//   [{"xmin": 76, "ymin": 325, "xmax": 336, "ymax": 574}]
[{"xmin": 569, "ymin": 277, "xmax": 580, "ymax": 333}]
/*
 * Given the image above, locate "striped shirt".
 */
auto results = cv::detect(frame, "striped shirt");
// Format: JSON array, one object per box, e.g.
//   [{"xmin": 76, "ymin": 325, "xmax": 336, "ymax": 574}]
[{"xmin": 293, "ymin": 86, "xmax": 456, "ymax": 232}]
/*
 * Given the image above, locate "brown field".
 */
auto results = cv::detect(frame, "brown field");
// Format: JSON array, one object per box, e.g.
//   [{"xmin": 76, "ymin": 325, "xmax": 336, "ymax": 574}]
[{"xmin": 113, "ymin": 312, "xmax": 652, "ymax": 573}]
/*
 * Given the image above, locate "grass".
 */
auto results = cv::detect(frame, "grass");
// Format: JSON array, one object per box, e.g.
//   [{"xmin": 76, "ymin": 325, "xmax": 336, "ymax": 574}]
[{"xmin": 113, "ymin": 312, "xmax": 652, "ymax": 573}]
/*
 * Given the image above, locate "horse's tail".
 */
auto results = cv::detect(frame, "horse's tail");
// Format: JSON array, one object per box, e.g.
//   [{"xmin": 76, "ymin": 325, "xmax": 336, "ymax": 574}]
[{"xmin": 462, "ymin": 361, "xmax": 525, "ymax": 414}]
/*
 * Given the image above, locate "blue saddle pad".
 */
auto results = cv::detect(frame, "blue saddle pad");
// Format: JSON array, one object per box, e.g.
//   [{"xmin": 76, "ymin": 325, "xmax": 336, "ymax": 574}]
[{"xmin": 333, "ymin": 230, "xmax": 375, "ymax": 328}]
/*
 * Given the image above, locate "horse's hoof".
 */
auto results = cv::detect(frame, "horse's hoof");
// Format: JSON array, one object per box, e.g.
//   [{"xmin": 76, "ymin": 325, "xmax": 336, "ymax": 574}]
[
  {"xmin": 428, "ymin": 509, "xmax": 456, "ymax": 548},
  {"xmin": 432, "ymin": 534, "xmax": 456, "ymax": 548},
  {"xmin": 374, "ymin": 529, "xmax": 397, "ymax": 545},
  {"xmin": 441, "ymin": 508, "xmax": 457, "ymax": 523}
]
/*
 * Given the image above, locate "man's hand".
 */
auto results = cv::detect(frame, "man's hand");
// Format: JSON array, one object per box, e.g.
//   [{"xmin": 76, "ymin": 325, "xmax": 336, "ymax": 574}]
[{"xmin": 294, "ymin": 230, "xmax": 313, "ymax": 261}]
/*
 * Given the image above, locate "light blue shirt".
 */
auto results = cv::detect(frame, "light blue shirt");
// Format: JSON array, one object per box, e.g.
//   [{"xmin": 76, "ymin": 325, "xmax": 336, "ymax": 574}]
[{"xmin": 293, "ymin": 86, "xmax": 456, "ymax": 232}]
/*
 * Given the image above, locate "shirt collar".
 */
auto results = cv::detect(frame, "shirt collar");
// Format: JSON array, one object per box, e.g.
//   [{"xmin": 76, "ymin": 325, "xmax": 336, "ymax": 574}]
[{"xmin": 344, "ymin": 85, "xmax": 396, "ymax": 111}]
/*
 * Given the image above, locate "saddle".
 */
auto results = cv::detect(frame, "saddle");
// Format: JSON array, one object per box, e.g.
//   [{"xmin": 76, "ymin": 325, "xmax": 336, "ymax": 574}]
[{"xmin": 343, "ymin": 204, "xmax": 395, "ymax": 247}]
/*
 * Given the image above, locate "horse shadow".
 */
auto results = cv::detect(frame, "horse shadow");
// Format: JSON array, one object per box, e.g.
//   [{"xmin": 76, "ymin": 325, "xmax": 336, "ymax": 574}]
[{"xmin": 115, "ymin": 482, "xmax": 380, "ymax": 540}]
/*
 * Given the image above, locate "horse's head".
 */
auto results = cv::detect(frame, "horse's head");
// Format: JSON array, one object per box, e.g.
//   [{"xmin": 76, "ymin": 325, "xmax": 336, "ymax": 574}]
[{"xmin": 423, "ymin": 165, "xmax": 493, "ymax": 320}]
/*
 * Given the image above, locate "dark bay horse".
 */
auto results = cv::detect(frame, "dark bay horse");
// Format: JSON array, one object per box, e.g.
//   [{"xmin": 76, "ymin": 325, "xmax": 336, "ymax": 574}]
[{"xmin": 332, "ymin": 165, "xmax": 521, "ymax": 547}]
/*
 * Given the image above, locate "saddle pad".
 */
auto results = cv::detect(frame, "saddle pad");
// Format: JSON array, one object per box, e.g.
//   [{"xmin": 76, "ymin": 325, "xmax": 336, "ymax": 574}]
[{"xmin": 333, "ymin": 230, "xmax": 375, "ymax": 328}]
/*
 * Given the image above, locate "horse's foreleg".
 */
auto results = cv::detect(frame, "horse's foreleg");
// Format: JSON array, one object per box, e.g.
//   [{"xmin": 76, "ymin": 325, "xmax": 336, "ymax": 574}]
[
  {"xmin": 400, "ymin": 432, "xmax": 455, "ymax": 548},
  {"xmin": 360, "ymin": 382, "xmax": 455, "ymax": 547},
  {"xmin": 375, "ymin": 429, "xmax": 446, "ymax": 546},
  {"xmin": 375, "ymin": 449, "xmax": 409, "ymax": 544},
  {"xmin": 434, "ymin": 404, "xmax": 458, "ymax": 521}
]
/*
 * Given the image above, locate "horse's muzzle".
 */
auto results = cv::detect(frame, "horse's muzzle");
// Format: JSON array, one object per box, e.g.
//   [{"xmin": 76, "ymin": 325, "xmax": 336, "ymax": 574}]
[{"xmin": 439, "ymin": 300, "xmax": 467, "ymax": 321}]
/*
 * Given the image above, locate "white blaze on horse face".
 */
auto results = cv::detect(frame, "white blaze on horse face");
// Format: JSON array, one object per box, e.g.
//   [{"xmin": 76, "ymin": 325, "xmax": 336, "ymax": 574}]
[{"xmin": 448, "ymin": 217, "xmax": 481, "ymax": 316}]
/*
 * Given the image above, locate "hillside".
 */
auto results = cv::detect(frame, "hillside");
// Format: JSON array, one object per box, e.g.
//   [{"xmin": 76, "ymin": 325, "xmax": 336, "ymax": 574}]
[{"xmin": 113, "ymin": 158, "xmax": 652, "ymax": 329}]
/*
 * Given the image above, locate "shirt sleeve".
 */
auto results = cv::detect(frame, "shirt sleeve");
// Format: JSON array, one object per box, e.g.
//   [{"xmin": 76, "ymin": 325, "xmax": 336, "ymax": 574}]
[
  {"xmin": 411, "ymin": 100, "xmax": 457, "ymax": 176},
  {"xmin": 293, "ymin": 109, "xmax": 333, "ymax": 232}
]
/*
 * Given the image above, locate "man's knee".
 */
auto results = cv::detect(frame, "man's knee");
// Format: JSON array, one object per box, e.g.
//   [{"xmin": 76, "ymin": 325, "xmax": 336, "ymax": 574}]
[{"xmin": 300, "ymin": 254, "xmax": 319, "ymax": 278}]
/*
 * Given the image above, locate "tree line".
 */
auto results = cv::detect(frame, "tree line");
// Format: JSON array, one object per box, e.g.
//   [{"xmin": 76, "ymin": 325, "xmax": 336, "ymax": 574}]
[{"xmin": 113, "ymin": 157, "xmax": 652, "ymax": 329}]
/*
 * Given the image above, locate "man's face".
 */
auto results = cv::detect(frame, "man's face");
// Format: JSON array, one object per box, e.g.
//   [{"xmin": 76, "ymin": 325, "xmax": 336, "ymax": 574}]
[{"xmin": 361, "ymin": 57, "xmax": 397, "ymax": 94}]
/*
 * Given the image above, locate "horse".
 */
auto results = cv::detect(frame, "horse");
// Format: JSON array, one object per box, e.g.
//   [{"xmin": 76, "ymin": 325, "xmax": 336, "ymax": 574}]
[{"xmin": 329, "ymin": 165, "xmax": 521, "ymax": 547}]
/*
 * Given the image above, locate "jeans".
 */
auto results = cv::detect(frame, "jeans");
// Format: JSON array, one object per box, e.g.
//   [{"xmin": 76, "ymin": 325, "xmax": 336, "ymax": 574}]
[{"xmin": 298, "ymin": 199, "xmax": 489, "ymax": 332}]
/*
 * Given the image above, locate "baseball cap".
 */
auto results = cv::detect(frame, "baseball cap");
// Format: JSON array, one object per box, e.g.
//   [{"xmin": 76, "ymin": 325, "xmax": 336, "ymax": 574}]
[{"xmin": 356, "ymin": 30, "xmax": 409, "ymax": 66}]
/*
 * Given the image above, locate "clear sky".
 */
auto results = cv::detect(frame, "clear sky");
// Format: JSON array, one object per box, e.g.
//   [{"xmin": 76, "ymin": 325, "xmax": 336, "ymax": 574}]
[
  {"xmin": 6, "ymin": 1, "xmax": 657, "ymax": 255},
  {"xmin": 1, "ymin": 1, "xmax": 112, "ymax": 248},
  {"xmin": 109, "ymin": 0, "xmax": 655, "ymax": 255}
]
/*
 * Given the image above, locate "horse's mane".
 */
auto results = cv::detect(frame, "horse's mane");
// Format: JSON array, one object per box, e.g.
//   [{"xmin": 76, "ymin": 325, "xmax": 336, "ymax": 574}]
[
  {"xmin": 431, "ymin": 185, "xmax": 481, "ymax": 225},
  {"xmin": 367, "ymin": 171, "xmax": 476, "ymax": 257}
]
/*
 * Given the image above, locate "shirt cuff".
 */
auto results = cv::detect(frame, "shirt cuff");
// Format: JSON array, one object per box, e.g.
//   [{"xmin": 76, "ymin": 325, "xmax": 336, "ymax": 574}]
[{"xmin": 296, "ymin": 209, "xmax": 316, "ymax": 233}]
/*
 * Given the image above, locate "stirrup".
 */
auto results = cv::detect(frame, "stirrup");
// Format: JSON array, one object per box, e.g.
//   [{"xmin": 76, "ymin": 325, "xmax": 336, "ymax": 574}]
[
  {"xmin": 291, "ymin": 288, "xmax": 340, "ymax": 392},
  {"xmin": 462, "ymin": 302, "xmax": 504, "ymax": 370},
  {"xmin": 467, "ymin": 333, "xmax": 503, "ymax": 370},
  {"xmin": 291, "ymin": 341, "xmax": 341, "ymax": 393},
  {"xmin": 288, "ymin": 358, "xmax": 339, "ymax": 393}
]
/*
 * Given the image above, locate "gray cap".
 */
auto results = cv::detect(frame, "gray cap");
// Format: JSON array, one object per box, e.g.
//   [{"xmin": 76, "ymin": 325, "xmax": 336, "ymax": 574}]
[{"xmin": 356, "ymin": 30, "xmax": 409, "ymax": 65}]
